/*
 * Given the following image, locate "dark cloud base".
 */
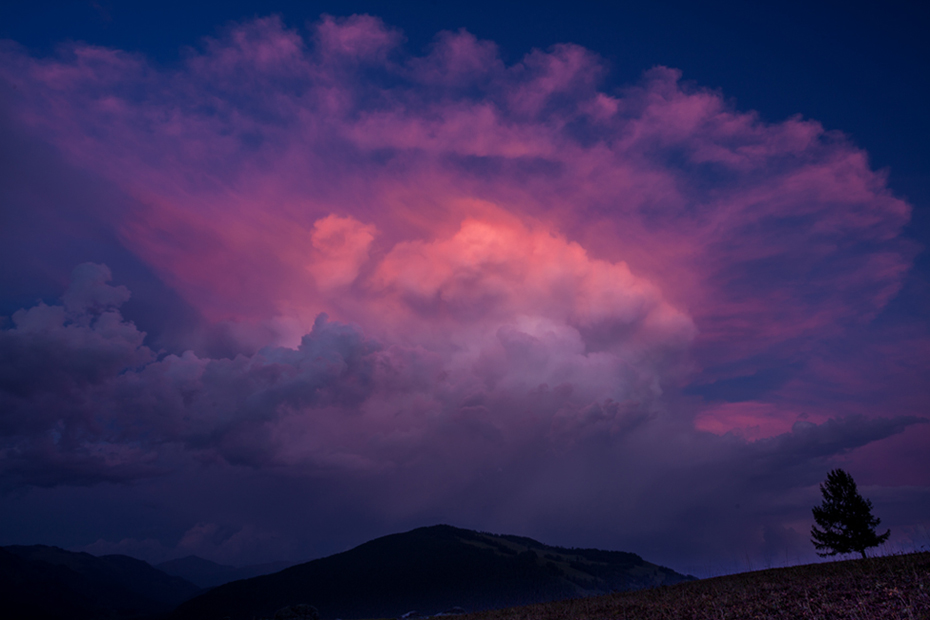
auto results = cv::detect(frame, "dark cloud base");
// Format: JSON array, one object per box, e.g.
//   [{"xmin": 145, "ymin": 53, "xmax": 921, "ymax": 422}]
[{"xmin": 0, "ymin": 266, "xmax": 924, "ymax": 574}]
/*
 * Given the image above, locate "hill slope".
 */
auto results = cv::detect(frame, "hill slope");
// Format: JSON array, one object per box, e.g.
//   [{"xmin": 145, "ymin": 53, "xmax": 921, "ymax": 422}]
[
  {"xmin": 458, "ymin": 551, "xmax": 930, "ymax": 620},
  {"xmin": 0, "ymin": 545, "xmax": 201, "ymax": 619},
  {"xmin": 173, "ymin": 524, "xmax": 692, "ymax": 620}
]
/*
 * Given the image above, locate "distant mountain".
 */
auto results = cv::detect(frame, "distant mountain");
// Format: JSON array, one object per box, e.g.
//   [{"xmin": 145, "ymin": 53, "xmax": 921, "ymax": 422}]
[
  {"xmin": 157, "ymin": 555, "xmax": 296, "ymax": 589},
  {"xmin": 0, "ymin": 545, "xmax": 201, "ymax": 619},
  {"xmin": 173, "ymin": 524, "xmax": 694, "ymax": 620}
]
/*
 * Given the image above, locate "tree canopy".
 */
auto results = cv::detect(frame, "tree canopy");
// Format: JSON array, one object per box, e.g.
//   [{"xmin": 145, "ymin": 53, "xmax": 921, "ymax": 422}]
[{"xmin": 811, "ymin": 468, "xmax": 890, "ymax": 559}]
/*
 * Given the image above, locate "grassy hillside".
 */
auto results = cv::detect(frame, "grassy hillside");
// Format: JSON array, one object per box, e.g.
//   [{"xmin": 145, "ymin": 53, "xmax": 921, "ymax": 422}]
[
  {"xmin": 458, "ymin": 551, "xmax": 930, "ymax": 620},
  {"xmin": 173, "ymin": 524, "xmax": 692, "ymax": 620}
]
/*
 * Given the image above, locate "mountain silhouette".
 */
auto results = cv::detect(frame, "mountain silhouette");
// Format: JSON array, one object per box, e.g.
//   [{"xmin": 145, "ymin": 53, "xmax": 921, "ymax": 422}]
[
  {"xmin": 173, "ymin": 524, "xmax": 693, "ymax": 619},
  {"xmin": 157, "ymin": 555, "xmax": 296, "ymax": 589},
  {"xmin": 0, "ymin": 545, "xmax": 200, "ymax": 619}
]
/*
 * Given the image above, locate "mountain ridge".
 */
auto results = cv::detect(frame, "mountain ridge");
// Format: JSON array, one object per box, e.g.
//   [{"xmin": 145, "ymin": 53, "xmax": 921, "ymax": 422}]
[
  {"xmin": 0, "ymin": 544, "xmax": 201, "ymax": 619},
  {"xmin": 173, "ymin": 524, "xmax": 694, "ymax": 620}
]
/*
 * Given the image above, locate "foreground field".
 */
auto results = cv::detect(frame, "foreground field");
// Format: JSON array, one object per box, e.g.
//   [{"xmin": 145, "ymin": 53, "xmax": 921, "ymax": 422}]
[{"xmin": 458, "ymin": 552, "xmax": 930, "ymax": 620}]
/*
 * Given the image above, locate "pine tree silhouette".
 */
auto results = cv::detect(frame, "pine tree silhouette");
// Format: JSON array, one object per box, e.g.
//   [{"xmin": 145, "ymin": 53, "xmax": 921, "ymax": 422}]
[{"xmin": 811, "ymin": 468, "xmax": 890, "ymax": 559}]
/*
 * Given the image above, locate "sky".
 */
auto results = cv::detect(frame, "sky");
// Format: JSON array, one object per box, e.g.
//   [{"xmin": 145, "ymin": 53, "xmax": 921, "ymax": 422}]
[{"xmin": 1, "ymin": 1, "xmax": 928, "ymax": 577}]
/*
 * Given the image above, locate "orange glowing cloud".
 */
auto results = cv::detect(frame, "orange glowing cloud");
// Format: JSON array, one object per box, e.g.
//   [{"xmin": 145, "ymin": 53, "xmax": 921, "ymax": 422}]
[{"xmin": 307, "ymin": 214, "xmax": 377, "ymax": 291}]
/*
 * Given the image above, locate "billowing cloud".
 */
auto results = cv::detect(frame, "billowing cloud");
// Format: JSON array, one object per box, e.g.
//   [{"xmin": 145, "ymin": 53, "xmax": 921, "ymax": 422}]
[
  {"xmin": 0, "ymin": 261, "xmax": 686, "ymax": 483},
  {"xmin": 0, "ymin": 264, "xmax": 156, "ymax": 487},
  {"xmin": 0, "ymin": 14, "xmax": 927, "ymax": 571}
]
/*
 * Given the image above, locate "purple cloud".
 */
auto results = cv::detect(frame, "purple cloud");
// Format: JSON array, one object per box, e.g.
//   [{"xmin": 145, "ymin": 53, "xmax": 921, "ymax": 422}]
[{"xmin": 0, "ymin": 14, "xmax": 927, "ymax": 572}]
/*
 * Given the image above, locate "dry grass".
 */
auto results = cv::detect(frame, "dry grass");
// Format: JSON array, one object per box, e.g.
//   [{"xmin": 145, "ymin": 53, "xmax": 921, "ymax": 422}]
[{"xmin": 455, "ymin": 552, "xmax": 930, "ymax": 620}]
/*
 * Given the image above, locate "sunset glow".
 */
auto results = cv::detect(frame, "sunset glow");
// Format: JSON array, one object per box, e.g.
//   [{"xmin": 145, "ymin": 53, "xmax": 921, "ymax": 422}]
[{"xmin": 1, "ymin": 6, "xmax": 928, "ymax": 575}]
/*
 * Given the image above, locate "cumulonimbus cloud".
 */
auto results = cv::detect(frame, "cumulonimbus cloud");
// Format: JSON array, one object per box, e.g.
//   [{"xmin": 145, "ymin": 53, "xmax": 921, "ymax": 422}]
[
  {"xmin": 0, "ymin": 13, "xmax": 926, "ymax": 568},
  {"xmin": 0, "ymin": 15, "xmax": 912, "ymax": 362}
]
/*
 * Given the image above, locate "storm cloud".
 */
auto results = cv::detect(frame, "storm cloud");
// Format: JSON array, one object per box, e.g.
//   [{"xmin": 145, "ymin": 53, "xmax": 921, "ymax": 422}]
[{"xmin": 1, "ymin": 14, "xmax": 927, "ymax": 572}]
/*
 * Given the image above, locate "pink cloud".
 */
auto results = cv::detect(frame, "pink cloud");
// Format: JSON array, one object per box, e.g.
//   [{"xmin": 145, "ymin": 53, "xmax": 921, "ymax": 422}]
[
  {"xmin": 0, "ymin": 12, "xmax": 917, "ymax": 437},
  {"xmin": 694, "ymin": 402, "xmax": 815, "ymax": 441},
  {"xmin": 314, "ymin": 14, "xmax": 402, "ymax": 62},
  {"xmin": 308, "ymin": 214, "xmax": 378, "ymax": 291}
]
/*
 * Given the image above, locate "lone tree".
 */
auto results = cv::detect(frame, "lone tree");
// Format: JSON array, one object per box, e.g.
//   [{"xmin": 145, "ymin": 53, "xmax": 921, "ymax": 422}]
[{"xmin": 811, "ymin": 468, "xmax": 890, "ymax": 559}]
